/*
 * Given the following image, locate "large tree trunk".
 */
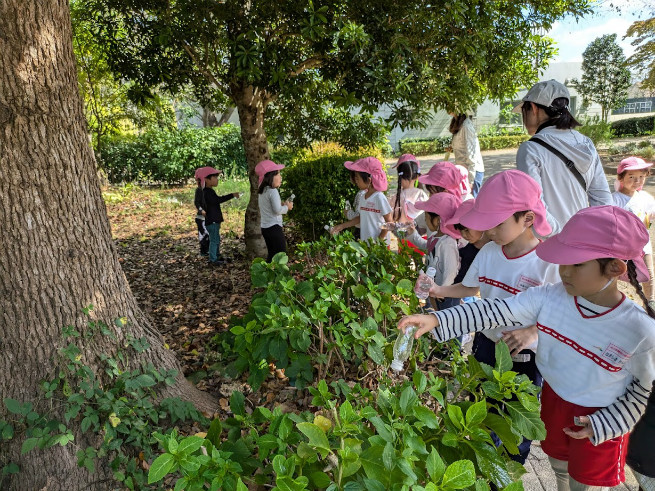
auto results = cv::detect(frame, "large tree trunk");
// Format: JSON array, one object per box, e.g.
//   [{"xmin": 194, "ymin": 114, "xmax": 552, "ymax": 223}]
[
  {"xmin": 0, "ymin": 1, "xmax": 215, "ymax": 488},
  {"xmin": 233, "ymin": 83, "xmax": 270, "ymax": 258}
]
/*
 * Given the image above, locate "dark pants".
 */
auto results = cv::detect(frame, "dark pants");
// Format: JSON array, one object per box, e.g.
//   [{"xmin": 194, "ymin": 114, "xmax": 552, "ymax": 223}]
[
  {"xmin": 261, "ymin": 225, "xmax": 287, "ymax": 262},
  {"xmin": 472, "ymin": 333, "xmax": 542, "ymax": 464},
  {"xmin": 196, "ymin": 218, "xmax": 209, "ymax": 255},
  {"xmin": 472, "ymin": 171, "xmax": 484, "ymax": 197}
]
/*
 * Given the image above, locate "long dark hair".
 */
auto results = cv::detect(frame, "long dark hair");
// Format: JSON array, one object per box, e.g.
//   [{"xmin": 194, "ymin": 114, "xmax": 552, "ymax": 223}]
[
  {"xmin": 393, "ymin": 161, "xmax": 420, "ymax": 220},
  {"xmin": 522, "ymin": 97, "xmax": 581, "ymax": 130},
  {"xmin": 597, "ymin": 258, "xmax": 655, "ymax": 318},
  {"xmin": 258, "ymin": 170, "xmax": 279, "ymax": 194},
  {"xmin": 449, "ymin": 114, "xmax": 468, "ymax": 134}
]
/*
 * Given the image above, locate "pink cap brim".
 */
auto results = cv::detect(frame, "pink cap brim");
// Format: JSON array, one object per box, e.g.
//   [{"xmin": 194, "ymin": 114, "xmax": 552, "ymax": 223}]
[
  {"xmin": 257, "ymin": 164, "xmax": 285, "ymax": 186},
  {"xmin": 537, "ymin": 236, "xmax": 650, "ymax": 282},
  {"xmin": 459, "ymin": 208, "xmax": 512, "ymax": 232}
]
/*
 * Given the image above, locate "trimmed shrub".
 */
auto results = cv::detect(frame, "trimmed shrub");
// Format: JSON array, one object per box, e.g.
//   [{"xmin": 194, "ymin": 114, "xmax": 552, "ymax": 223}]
[
  {"xmin": 578, "ymin": 116, "xmax": 614, "ymax": 145},
  {"xmin": 281, "ymin": 144, "xmax": 385, "ymax": 240},
  {"xmin": 398, "ymin": 134, "xmax": 528, "ymax": 156},
  {"xmin": 98, "ymin": 125, "xmax": 247, "ymax": 184},
  {"xmin": 611, "ymin": 116, "xmax": 655, "ymax": 137}
]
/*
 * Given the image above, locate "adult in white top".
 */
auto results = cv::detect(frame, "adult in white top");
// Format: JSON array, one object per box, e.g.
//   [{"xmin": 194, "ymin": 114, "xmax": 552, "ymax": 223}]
[
  {"xmin": 448, "ymin": 114, "xmax": 485, "ymax": 196},
  {"xmin": 514, "ymin": 79, "xmax": 612, "ymax": 235}
]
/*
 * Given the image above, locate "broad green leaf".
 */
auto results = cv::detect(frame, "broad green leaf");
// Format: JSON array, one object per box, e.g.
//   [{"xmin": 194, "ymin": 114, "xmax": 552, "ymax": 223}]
[
  {"xmin": 413, "ymin": 371, "xmax": 427, "ymax": 393},
  {"xmin": 135, "ymin": 374, "xmax": 156, "ymax": 388},
  {"xmin": 397, "ymin": 458, "xmax": 418, "ymax": 482},
  {"xmin": 505, "ymin": 402, "xmax": 546, "ymax": 440},
  {"xmin": 494, "ymin": 342, "xmax": 512, "ymax": 374},
  {"xmin": 4, "ymin": 399, "xmax": 26, "ymax": 415},
  {"xmin": 360, "ymin": 445, "xmax": 389, "ymax": 486},
  {"xmin": 297, "ymin": 423, "xmax": 330, "ymax": 457},
  {"xmin": 177, "ymin": 436, "xmax": 204, "ymax": 456},
  {"xmin": 148, "ymin": 453, "xmax": 176, "ymax": 484},
  {"xmin": 483, "ymin": 414, "xmax": 520, "ymax": 455},
  {"xmin": 441, "ymin": 460, "xmax": 476, "ymax": 489},
  {"xmin": 367, "ymin": 343, "xmax": 385, "ymax": 365},
  {"xmin": 236, "ymin": 478, "xmax": 249, "ymax": 491},
  {"xmin": 230, "ymin": 325, "xmax": 245, "ymax": 335},
  {"xmin": 369, "ymin": 416, "xmax": 393, "ymax": 442},
  {"xmin": 476, "ymin": 479, "xmax": 492, "ymax": 491},
  {"xmin": 442, "ymin": 432, "xmax": 458, "ymax": 447},
  {"xmin": 21, "ymin": 438, "xmax": 38, "ymax": 455},
  {"xmin": 396, "ymin": 279, "xmax": 413, "ymax": 293},
  {"xmin": 517, "ymin": 392, "xmax": 540, "ymax": 412},
  {"xmin": 399, "ymin": 387, "xmax": 419, "ymax": 415},
  {"xmin": 502, "ymin": 482, "xmax": 525, "ymax": 491},
  {"xmin": 414, "ymin": 406, "xmax": 439, "ymax": 429},
  {"xmin": 310, "ymin": 471, "xmax": 332, "ymax": 488},
  {"xmin": 465, "ymin": 400, "xmax": 487, "ymax": 427},
  {"xmin": 230, "ymin": 390, "xmax": 246, "ymax": 417},
  {"xmin": 447, "ymin": 404, "xmax": 465, "ymax": 429},
  {"xmin": 362, "ymin": 479, "xmax": 386, "ymax": 491},
  {"xmin": 382, "ymin": 441, "xmax": 395, "ymax": 470},
  {"xmin": 206, "ymin": 418, "xmax": 222, "ymax": 447},
  {"xmin": 426, "ymin": 447, "xmax": 446, "ymax": 482},
  {"xmin": 467, "ymin": 441, "xmax": 513, "ymax": 488}
]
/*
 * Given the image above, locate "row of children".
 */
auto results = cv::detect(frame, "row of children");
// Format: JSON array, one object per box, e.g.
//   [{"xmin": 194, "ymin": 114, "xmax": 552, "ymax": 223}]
[{"xmin": 392, "ymin": 164, "xmax": 655, "ymax": 489}]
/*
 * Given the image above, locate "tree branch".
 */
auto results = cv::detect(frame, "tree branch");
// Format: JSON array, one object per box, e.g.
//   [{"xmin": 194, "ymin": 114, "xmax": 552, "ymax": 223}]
[
  {"xmin": 289, "ymin": 57, "xmax": 323, "ymax": 77},
  {"xmin": 182, "ymin": 42, "xmax": 229, "ymax": 94}
]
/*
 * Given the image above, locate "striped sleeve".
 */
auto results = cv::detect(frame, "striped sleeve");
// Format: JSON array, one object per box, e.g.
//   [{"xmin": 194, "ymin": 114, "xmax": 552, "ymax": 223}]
[
  {"xmin": 432, "ymin": 298, "xmax": 525, "ymax": 341},
  {"xmin": 588, "ymin": 379, "xmax": 652, "ymax": 445}
]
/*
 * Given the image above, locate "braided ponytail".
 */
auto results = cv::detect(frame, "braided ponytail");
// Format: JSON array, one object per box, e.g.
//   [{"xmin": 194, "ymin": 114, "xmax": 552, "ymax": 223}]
[
  {"xmin": 626, "ymin": 260, "xmax": 655, "ymax": 319},
  {"xmin": 393, "ymin": 161, "xmax": 419, "ymax": 221}
]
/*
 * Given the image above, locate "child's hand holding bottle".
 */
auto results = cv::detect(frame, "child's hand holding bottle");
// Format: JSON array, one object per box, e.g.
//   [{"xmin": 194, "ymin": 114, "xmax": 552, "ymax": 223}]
[
  {"xmin": 414, "ymin": 268, "xmax": 436, "ymax": 299},
  {"xmin": 398, "ymin": 314, "xmax": 439, "ymax": 340}
]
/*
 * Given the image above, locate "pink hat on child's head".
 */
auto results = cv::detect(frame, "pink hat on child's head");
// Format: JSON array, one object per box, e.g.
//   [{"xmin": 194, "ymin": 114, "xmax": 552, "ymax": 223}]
[
  {"xmin": 537, "ymin": 205, "xmax": 650, "ymax": 282},
  {"xmin": 415, "ymin": 193, "xmax": 463, "ymax": 239},
  {"xmin": 345, "ymin": 157, "xmax": 388, "ymax": 192},
  {"xmin": 255, "ymin": 160, "xmax": 285, "ymax": 186},
  {"xmin": 455, "ymin": 165, "xmax": 471, "ymax": 197},
  {"xmin": 195, "ymin": 166, "xmax": 220, "ymax": 187},
  {"xmin": 393, "ymin": 153, "xmax": 421, "ymax": 172},
  {"xmin": 460, "ymin": 170, "xmax": 551, "ymax": 236},
  {"xmin": 418, "ymin": 161, "xmax": 463, "ymax": 199},
  {"xmin": 445, "ymin": 199, "xmax": 476, "ymax": 228}
]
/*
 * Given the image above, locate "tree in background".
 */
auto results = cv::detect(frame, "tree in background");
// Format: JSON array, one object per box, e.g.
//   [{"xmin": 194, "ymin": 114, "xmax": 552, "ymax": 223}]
[
  {"xmin": 84, "ymin": 0, "xmax": 592, "ymax": 257},
  {"xmin": 626, "ymin": 15, "xmax": 655, "ymax": 91},
  {"xmin": 71, "ymin": 0, "xmax": 177, "ymax": 157},
  {"xmin": 572, "ymin": 34, "xmax": 632, "ymax": 121}
]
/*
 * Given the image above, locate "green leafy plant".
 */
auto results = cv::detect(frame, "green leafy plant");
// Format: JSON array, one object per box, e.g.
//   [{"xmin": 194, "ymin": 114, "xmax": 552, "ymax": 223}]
[
  {"xmin": 99, "ymin": 125, "xmax": 248, "ymax": 184},
  {"xmin": 149, "ymin": 342, "xmax": 543, "ymax": 490},
  {"xmin": 578, "ymin": 116, "xmax": 615, "ymax": 145},
  {"xmin": 611, "ymin": 115, "xmax": 655, "ymax": 137},
  {"xmin": 214, "ymin": 234, "xmax": 422, "ymax": 390},
  {"xmin": 281, "ymin": 146, "xmax": 386, "ymax": 240}
]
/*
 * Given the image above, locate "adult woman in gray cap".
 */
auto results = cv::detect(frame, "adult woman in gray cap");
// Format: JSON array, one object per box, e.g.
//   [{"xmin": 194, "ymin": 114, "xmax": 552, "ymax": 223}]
[{"xmin": 514, "ymin": 79, "xmax": 612, "ymax": 235}]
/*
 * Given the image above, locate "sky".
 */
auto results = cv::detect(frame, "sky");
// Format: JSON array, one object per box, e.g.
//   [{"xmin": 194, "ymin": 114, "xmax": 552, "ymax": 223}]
[{"xmin": 548, "ymin": 0, "xmax": 652, "ymax": 63}]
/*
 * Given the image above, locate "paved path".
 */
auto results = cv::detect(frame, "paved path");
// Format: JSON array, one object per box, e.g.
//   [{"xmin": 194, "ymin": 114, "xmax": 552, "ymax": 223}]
[{"xmin": 387, "ymin": 144, "xmax": 652, "ymax": 490}]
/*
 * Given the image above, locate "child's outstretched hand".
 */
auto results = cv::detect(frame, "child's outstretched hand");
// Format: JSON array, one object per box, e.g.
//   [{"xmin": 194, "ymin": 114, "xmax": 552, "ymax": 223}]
[
  {"xmin": 398, "ymin": 314, "xmax": 439, "ymax": 339},
  {"xmin": 563, "ymin": 415, "xmax": 594, "ymax": 441},
  {"xmin": 285, "ymin": 201, "xmax": 294, "ymax": 210},
  {"xmin": 501, "ymin": 325, "xmax": 537, "ymax": 356}
]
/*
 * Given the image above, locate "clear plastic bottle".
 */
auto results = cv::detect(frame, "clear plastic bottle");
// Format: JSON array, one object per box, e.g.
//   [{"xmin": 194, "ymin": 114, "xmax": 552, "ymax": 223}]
[
  {"xmin": 288, "ymin": 193, "xmax": 295, "ymax": 202},
  {"xmin": 391, "ymin": 325, "xmax": 418, "ymax": 372},
  {"xmin": 415, "ymin": 266, "xmax": 436, "ymax": 300}
]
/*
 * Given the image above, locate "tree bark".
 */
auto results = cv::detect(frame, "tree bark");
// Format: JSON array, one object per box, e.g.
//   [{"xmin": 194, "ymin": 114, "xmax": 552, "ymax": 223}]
[
  {"xmin": 0, "ymin": 1, "xmax": 215, "ymax": 488},
  {"xmin": 232, "ymin": 83, "xmax": 270, "ymax": 258}
]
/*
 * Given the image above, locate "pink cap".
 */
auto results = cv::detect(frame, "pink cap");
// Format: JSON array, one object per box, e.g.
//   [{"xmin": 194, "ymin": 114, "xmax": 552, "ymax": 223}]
[
  {"xmin": 195, "ymin": 166, "xmax": 220, "ymax": 187},
  {"xmin": 393, "ymin": 153, "xmax": 420, "ymax": 172},
  {"xmin": 415, "ymin": 193, "xmax": 462, "ymax": 239},
  {"xmin": 537, "ymin": 205, "xmax": 650, "ymax": 282},
  {"xmin": 345, "ymin": 157, "xmax": 388, "ymax": 192},
  {"xmin": 418, "ymin": 161, "xmax": 463, "ymax": 199},
  {"xmin": 617, "ymin": 156, "xmax": 653, "ymax": 175},
  {"xmin": 456, "ymin": 165, "xmax": 471, "ymax": 196},
  {"xmin": 460, "ymin": 170, "xmax": 551, "ymax": 236},
  {"xmin": 255, "ymin": 160, "xmax": 285, "ymax": 186},
  {"xmin": 445, "ymin": 199, "xmax": 476, "ymax": 228}
]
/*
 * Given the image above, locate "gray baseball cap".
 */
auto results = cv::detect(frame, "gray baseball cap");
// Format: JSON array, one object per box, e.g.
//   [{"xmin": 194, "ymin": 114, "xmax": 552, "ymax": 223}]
[{"xmin": 512, "ymin": 79, "xmax": 570, "ymax": 113}]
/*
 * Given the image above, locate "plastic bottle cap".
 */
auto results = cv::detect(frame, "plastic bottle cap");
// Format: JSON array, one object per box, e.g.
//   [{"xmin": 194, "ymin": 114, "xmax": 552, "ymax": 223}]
[
  {"xmin": 426, "ymin": 266, "xmax": 437, "ymax": 277},
  {"xmin": 390, "ymin": 359, "xmax": 404, "ymax": 372}
]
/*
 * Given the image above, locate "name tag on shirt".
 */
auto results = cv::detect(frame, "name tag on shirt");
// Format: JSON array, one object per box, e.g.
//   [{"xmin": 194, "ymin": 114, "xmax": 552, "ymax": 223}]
[
  {"xmin": 516, "ymin": 275, "xmax": 541, "ymax": 291},
  {"xmin": 600, "ymin": 343, "xmax": 631, "ymax": 368}
]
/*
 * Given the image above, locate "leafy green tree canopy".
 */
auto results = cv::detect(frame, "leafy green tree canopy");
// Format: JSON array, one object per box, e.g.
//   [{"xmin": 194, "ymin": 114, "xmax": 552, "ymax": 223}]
[
  {"xmin": 572, "ymin": 33, "xmax": 632, "ymax": 121},
  {"xmin": 626, "ymin": 15, "xmax": 655, "ymax": 91},
  {"xmin": 83, "ymin": 0, "xmax": 592, "ymax": 254}
]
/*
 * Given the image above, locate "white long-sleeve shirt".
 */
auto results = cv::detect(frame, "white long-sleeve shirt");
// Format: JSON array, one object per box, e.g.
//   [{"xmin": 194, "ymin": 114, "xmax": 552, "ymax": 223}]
[
  {"xmin": 431, "ymin": 283, "xmax": 655, "ymax": 445},
  {"xmin": 516, "ymin": 126, "xmax": 612, "ymax": 235},
  {"xmin": 258, "ymin": 187, "xmax": 288, "ymax": 228},
  {"xmin": 452, "ymin": 118, "xmax": 484, "ymax": 174}
]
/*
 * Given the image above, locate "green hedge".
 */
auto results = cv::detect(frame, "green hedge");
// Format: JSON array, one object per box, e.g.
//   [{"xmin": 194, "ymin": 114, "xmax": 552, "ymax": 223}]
[
  {"xmin": 98, "ymin": 125, "xmax": 247, "ymax": 184},
  {"xmin": 399, "ymin": 134, "xmax": 528, "ymax": 156},
  {"xmin": 282, "ymin": 146, "xmax": 385, "ymax": 240},
  {"xmin": 611, "ymin": 116, "xmax": 655, "ymax": 137}
]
